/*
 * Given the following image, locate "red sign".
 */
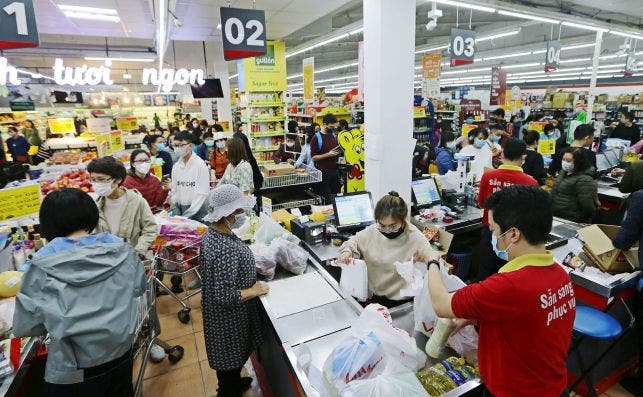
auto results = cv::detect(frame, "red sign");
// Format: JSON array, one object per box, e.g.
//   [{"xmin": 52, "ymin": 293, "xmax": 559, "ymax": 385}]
[{"xmin": 489, "ymin": 67, "xmax": 507, "ymax": 106}]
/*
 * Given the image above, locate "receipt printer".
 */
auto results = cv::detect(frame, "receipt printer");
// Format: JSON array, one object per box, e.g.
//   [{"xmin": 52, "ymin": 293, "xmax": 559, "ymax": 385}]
[{"xmin": 291, "ymin": 219, "xmax": 327, "ymax": 245}]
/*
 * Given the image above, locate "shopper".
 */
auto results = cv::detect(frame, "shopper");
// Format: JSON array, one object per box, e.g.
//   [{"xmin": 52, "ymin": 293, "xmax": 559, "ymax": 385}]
[
  {"xmin": 311, "ymin": 114, "xmax": 341, "ymax": 203},
  {"xmin": 87, "ymin": 156, "xmax": 158, "ymax": 256},
  {"xmin": 522, "ymin": 130, "xmax": 547, "ymax": 185},
  {"xmin": 337, "ymin": 192, "xmax": 437, "ymax": 307},
  {"xmin": 488, "ymin": 122, "xmax": 505, "ymax": 167},
  {"xmin": 435, "ymin": 130, "xmax": 457, "ymax": 175},
  {"xmin": 195, "ymin": 131, "xmax": 215, "ymax": 161},
  {"xmin": 272, "ymin": 135, "xmax": 301, "ymax": 164},
  {"xmin": 170, "ymin": 132, "xmax": 211, "ymax": 221},
  {"xmin": 490, "ymin": 108, "xmax": 505, "ymax": 124},
  {"xmin": 548, "ymin": 124, "xmax": 597, "ymax": 177},
  {"xmin": 144, "ymin": 135, "xmax": 174, "ymax": 176},
  {"xmin": 338, "ymin": 119, "xmax": 350, "ymax": 132},
  {"xmin": 213, "ymin": 123, "xmax": 225, "ymax": 133},
  {"xmin": 287, "ymin": 120, "xmax": 298, "ymax": 135},
  {"xmin": 22, "ymin": 119, "xmax": 41, "ymax": 147},
  {"xmin": 459, "ymin": 127, "xmax": 493, "ymax": 182},
  {"xmin": 552, "ymin": 110, "xmax": 567, "ymax": 140},
  {"xmin": 616, "ymin": 161, "xmax": 643, "ymax": 193},
  {"xmin": 428, "ymin": 185, "xmax": 574, "ymax": 397},
  {"xmin": 5, "ymin": 126, "xmax": 29, "ymax": 163},
  {"xmin": 200, "ymin": 184, "xmax": 268, "ymax": 397},
  {"xmin": 541, "ymin": 123, "xmax": 560, "ymax": 142},
  {"xmin": 233, "ymin": 132, "xmax": 264, "ymax": 193},
  {"xmin": 0, "ymin": 135, "xmax": 5, "ymax": 165},
  {"xmin": 551, "ymin": 148, "xmax": 598, "ymax": 223},
  {"xmin": 190, "ymin": 118, "xmax": 203, "ymax": 142},
  {"xmin": 610, "ymin": 110, "xmax": 641, "ymax": 145},
  {"xmin": 123, "ymin": 150, "xmax": 170, "ymax": 213},
  {"xmin": 476, "ymin": 139, "xmax": 538, "ymax": 281},
  {"xmin": 219, "ymin": 137, "xmax": 255, "ymax": 194},
  {"xmin": 294, "ymin": 125, "xmax": 315, "ymax": 168},
  {"xmin": 210, "ymin": 132, "xmax": 229, "ymax": 182},
  {"xmin": 13, "ymin": 188, "xmax": 145, "ymax": 396}
]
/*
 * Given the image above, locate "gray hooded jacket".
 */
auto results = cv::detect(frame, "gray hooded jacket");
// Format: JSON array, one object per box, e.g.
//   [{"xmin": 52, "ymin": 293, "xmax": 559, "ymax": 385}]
[{"xmin": 12, "ymin": 235, "xmax": 146, "ymax": 384}]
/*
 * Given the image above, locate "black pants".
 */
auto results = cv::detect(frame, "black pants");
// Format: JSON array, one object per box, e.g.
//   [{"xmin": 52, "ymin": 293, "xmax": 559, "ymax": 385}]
[
  {"xmin": 476, "ymin": 227, "xmax": 506, "ymax": 282},
  {"xmin": 217, "ymin": 367, "xmax": 243, "ymax": 397},
  {"xmin": 43, "ymin": 351, "xmax": 133, "ymax": 397},
  {"xmin": 319, "ymin": 169, "xmax": 341, "ymax": 204}
]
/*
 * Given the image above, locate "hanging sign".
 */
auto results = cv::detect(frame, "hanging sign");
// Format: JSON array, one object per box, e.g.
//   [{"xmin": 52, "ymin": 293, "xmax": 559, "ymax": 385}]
[
  {"xmin": 511, "ymin": 86, "xmax": 521, "ymax": 100},
  {"xmin": 545, "ymin": 41, "xmax": 561, "ymax": 72},
  {"xmin": 0, "ymin": 183, "xmax": 41, "ymax": 222},
  {"xmin": 116, "ymin": 117, "xmax": 138, "ymax": 131},
  {"xmin": 96, "ymin": 134, "xmax": 112, "ymax": 157},
  {"xmin": 538, "ymin": 139, "xmax": 556, "ymax": 155},
  {"xmin": 529, "ymin": 121, "xmax": 548, "ymax": 133},
  {"xmin": 303, "ymin": 57, "xmax": 314, "ymax": 102},
  {"xmin": 624, "ymin": 52, "xmax": 637, "ymax": 77},
  {"xmin": 47, "ymin": 118, "xmax": 76, "ymax": 134},
  {"xmin": 86, "ymin": 118, "xmax": 111, "ymax": 133},
  {"xmin": 0, "ymin": 0, "xmax": 39, "ymax": 49},
  {"xmin": 450, "ymin": 28, "xmax": 475, "ymax": 67},
  {"xmin": 110, "ymin": 130, "xmax": 124, "ymax": 152},
  {"xmin": 240, "ymin": 40, "xmax": 286, "ymax": 91},
  {"xmin": 220, "ymin": 7, "xmax": 267, "ymax": 61},
  {"xmin": 422, "ymin": 53, "xmax": 442, "ymax": 98},
  {"xmin": 489, "ymin": 67, "xmax": 507, "ymax": 106}
]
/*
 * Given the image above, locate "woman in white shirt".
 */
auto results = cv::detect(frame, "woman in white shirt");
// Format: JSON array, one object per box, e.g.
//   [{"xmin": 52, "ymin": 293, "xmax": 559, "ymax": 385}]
[
  {"xmin": 459, "ymin": 127, "xmax": 493, "ymax": 182},
  {"xmin": 294, "ymin": 126, "xmax": 316, "ymax": 169},
  {"xmin": 219, "ymin": 137, "xmax": 255, "ymax": 194}
]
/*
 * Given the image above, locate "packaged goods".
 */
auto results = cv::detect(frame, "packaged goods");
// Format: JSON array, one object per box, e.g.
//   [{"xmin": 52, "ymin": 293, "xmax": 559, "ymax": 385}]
[
  {"xmin": 250, "ymin": 244, "xmax": 277, "ymax": 280},
  {"xmin": 425, "ymin": 317, "xmax": 455, "ymax": 358},
  {"xmin": 338, "ymin": 360, "xmax": 427, "ymax": 397},
  {"xmin": 272, "ymin": 237, "xmax": 309, "ymax": 275},
  {"xmin": 0, "ymin": 272, "xmax": 22, "ymax": 298},
  {"xmin": 416, "ymin": 357, "xmax": 479, "ymax": 396}
]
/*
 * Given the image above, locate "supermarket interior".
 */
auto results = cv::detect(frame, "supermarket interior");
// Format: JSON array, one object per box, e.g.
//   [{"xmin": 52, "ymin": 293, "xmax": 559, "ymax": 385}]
[{"xmin": 0, "ymin": 0, "xmax": 643, "ymax": 396}]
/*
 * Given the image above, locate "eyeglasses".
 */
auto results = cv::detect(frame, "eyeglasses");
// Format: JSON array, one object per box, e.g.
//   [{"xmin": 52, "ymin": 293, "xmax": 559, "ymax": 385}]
[
  {"xmin": 91, "ymin": 177, "xmax": 112, "ymax": 183},
  {"xmin": 133, "ymin": 159, "xmax": 151, "ymax": 164},
  {"xmin": 377, "ymin": 223, "xmax": 403, "ymax": 233}
]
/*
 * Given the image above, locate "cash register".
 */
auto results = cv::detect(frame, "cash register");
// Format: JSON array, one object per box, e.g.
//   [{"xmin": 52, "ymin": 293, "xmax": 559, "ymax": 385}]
[
  {"xmin": 410, "ymin": 176, "xmax": 442, "ymax": 214},
  {"xmin": 330, "ymin": 191, "xmax": 376, "ymax": 241}
]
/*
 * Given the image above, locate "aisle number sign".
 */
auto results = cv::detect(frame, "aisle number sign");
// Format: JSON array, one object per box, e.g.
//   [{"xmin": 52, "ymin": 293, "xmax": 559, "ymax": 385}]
[
  {"xmin": 116, "ymin": 117, "xmax": 138, "ymax": 131},
  {"xmin": 110, "ymin": 130, "xmax": 124, "ymax": 152},
  {"xmin": 240, "ymin": 41, "xmax": 287, "ymax": 92},
  {"xmin": 0, "ymin": 183, "xmax": 41, "ymax": 222},
  {"xmin": 538, "ymin": 139, "xmax": 556, "ymax": 155},
  {"xmin": 220, "ymin": 7, "xmax": 267, "ymax": 61},
  {"xmin": 0, "ymin": 0, "xmax": 39, "ymax": 49},
  {"xmin": 545, "ymin": 41, "xmax": 561, "ymax": 72},
  {"xmin": 303, "ymin": 57, "xmax": 314, "ymax": 101},
  {"xmin": 624, "ymin": 52, "xmax": 637, "ymax": 77},
  {"xmin": 450, "ymin": 28, "xmax": 475, "ymax": 67},
  {"xmin": 48, "ymin": 118, "xmax": 76, "ymax": 134}
]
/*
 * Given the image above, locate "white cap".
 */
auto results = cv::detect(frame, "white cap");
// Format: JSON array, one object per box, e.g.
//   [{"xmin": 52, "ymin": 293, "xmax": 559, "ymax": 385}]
[
  {"xmin": 214, "ymin": 132, "xmax": 227, "ymax": 141},
  {"xmin": 202, "ymin": 184, "xmax": 255, "ymax": 223}
]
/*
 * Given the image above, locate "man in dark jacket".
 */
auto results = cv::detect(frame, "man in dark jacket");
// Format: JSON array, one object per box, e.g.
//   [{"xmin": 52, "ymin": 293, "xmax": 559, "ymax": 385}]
[
  {"xmin": 610, "ymin": 110, "xmax": 641, "ymax": 146},
  {"xmin": 617, "ymin": 161, "xmax": 643, "ymax": 193}
]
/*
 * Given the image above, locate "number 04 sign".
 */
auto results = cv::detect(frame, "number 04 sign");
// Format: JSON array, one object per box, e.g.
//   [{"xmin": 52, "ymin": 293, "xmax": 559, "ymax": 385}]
[
  {"xmin": 0, "ymin": 0, "xmax": 39, "ymax": 49},
  {"xmin": 220, "ymin": 7, "xmax": 267, "ymax": 61},
  {"xmin": 450, "ymin": 28, "xmax": 475, "ymax": 67}
]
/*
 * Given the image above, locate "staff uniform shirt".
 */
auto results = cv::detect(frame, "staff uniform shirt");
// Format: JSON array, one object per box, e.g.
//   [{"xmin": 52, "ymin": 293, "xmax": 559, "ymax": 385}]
[
  {"xmin": 170, "ymin": 153, "xmax": 210, "ymax": 218},
  {"xmin": 452, "ymin": 253, "xmax": 575, "ymax": 397},
  {"xmin": 478, "ymin": 165, "xmax": 538, "ymax": 225}
]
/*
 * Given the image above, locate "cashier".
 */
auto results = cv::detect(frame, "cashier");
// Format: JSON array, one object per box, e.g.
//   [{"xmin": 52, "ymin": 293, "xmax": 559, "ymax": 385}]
[{"xmin": 336, "ymin": 192, "xmax": 439, "ymax": 307}]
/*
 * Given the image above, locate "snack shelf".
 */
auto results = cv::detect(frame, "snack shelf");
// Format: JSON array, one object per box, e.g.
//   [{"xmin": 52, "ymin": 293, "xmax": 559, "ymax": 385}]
[
  {"xmin": 271, "ymin": 196, "xmax": 321, "ymax": 211},
  {"xmin": 252, "ymin": 145, "xmax": 280, "ymax": 153},
  {"xmin": 248, "ymin": 101, "xmax": 285, "ymax": 107},
  {"xmin": 250, "ymin": 130, "xmax": 286, "ymax": 138},
  {"xmin": 262, "ymin": 166, "xmax": 322, "ymax": 189},
  {"xmin": 248, "ymin": 116, "xmax": 288, "ymax": 123}
]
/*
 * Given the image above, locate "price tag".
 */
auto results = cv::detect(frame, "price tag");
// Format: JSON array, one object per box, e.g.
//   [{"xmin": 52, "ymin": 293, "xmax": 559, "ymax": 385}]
[
  {"xmin": 529, "ymin": 121, "xmax": 547, "ymax": 133},
  {"xmin": 86, "ymin": 118, "xmax": 111, "ymax": 133},
  {"xmin": 0, "ymin": 183, "xmax": 41, "ymax": 221},
  {"xmin": 450, "ymin": 28, "xmax": 475, "ymax": 67},
  {"xmin": 48, "ymin": 118, "xmax": 76, "ymax": 134},
  {"xmin": 110, "ymin": 130, "xmax": 124, "ymax": 152},
  {"xmin": 413, "ymin": 107, "xmax": 426, "ymax": 118},
  {"xmin": 96, "ymin": 134, "xmax": 112, "ymax": 157},
  {"xmin": 544, "ymin": 41, "xmax": 561, "ymax": 72},
  {"xmin": 0, "ymin": 0, "xmax": 38, "ymax": 49},
  {"xmin": 220, "ymin": 7, "xmax": 267, "ymax": 61},
  {"xmin": 538, "ymin": 139, "xmax": 555, "ymax": 155},
  {"xmin": 624, "ymin": 52, "xmax": 637, "ymax": 77},
  {"xmin": 116, "ymin": 117, "xmax": 138, "ymax": 131}
]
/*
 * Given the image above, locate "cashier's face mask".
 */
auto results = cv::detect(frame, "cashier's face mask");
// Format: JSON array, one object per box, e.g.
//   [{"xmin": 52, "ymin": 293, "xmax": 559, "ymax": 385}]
[
  {"xmin": 378, "ymin": 222, "xmax": 405, "ymax": 239},
  {"xmin": 491, "ymin": 228, "xmax": 514, "ymax": 261},
  {"xmin": 474, "ymin": 139, "xmax": 486, "ymax": 149}
]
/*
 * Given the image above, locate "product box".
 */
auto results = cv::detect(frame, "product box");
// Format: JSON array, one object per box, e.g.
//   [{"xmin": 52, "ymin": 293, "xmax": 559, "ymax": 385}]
[
  {"xmin": 596, "ymin": 94, "xmax": 609, "ymax": 104},
  {"xmin": 262, "ymin": 163, "xmax": 295, "ymax": 176},
  {"xmin": 577, "ymin": 224, "xmax": 639, "ymax": 273},
  {"xmin": 552, "ymin": 92, "xmax": 568, "ymax": 108}
]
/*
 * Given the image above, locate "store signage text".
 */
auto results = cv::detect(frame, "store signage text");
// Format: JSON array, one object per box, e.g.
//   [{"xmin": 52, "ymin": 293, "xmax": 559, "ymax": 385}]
[
  {"xmin": 545, "ymin": 41, "xmax": 561, "ymax": 72},
  {"xmin": 0, "ymin": 56, "xmax": 206, "ymax": 92},
  {"xmin": 220, "ymin": 7, "xmax": 267, "ymax": 61},
  {"xmin": 450, "ymin": 28, "xmax": 475, "ymax": 67}
]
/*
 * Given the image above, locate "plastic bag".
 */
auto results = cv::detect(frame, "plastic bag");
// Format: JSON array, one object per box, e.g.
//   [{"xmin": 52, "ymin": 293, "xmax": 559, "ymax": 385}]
[
  {"xmin": 394, "ymin": 260, "xmax": 426, "ymax": 297},
  {"xmin": 447, "ymin": 324, "xmax": 479, "ymax": 359},
  {"xmin": 414, "ymin": 262, "xmax": 466, "ymax": 336},
  {"xmin": 338, "ymin": 360, "xmax": 428, "ymax": 397},
  {"xmin": 254, "ymin": 213, "xmax": 289, "ymax": 245},
  {"xmin": 322, "ymin": 331, "xmax": 385, "ymax": 395},
  {"xmin": 272, "ymin": 237, "xmax": 309, "ymax": 275},
  {"xmin": 249, "ymin": 244, "xmax": 277, "ymax": 280},
  {"xmin": 332, "ymin": 259, "xmax": 369, "ymax": 302}
]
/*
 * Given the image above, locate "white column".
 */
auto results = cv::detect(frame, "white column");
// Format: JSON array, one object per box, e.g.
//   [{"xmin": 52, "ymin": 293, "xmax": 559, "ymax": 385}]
[
  {"xmin": 208, "ymin": 41, "xmax": 233, "ymax": 124},
  {"xmin": 363, "ymin": 0, "xmax": 416, "ymax": 204},
  {"xmin": 586, "ymin": 31, "xmax": 603, "ymax": 121}
]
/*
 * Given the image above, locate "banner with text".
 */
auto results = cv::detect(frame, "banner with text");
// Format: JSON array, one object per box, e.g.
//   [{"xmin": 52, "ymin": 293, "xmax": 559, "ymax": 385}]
[
  {"xmin": 0, "ymin": 183, "xmax": 41, "ymax": 222},
  {"xmin": 303, "ymin": 57, "xmax": 314, "ymax": 102},
  {"xmin": 422, "ymin": 53, "xmax": 442, "ymax": 99},
  {"xmin": 241, "ymin": 40, "xmax": 287, "ymax": 92},
  {"xmin": 489, "ymin": 67, "xmax": 507, "ymax": 106}
]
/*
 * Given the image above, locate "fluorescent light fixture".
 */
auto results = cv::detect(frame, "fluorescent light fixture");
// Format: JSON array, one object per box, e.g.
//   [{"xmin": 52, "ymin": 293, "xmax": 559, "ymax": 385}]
[
  {"xmin": 599, "ymin": 53, "xmax": 627, "ymax": 60},
  {"xmin": 84, "ymin": 56, "xmax": 156, "ymax": 62},
  {"xmin": 532, "ymin": 49, "xmax": 547, "ymax": 54},
  {"xmin": 483, "ymin": 51, "xmax": 531, "ymax": 61},
  {"xmin": 609, "ymin": 30, "xmax": 643, "ymax": 41},
  {"xmin": 314, "ymin": 74, "xmax": 359, "ymax": 84},
  {"xmin": 476, "ymin": 29, "xmax": 520, "ymax": 43},
  {"xmin": 122, "ymin": 73, "xmax": 132, "ymax": 79},
  {"xmin": 562, "ymin": 43, "xmax": 595, "ymax": 51},
  {"xmin": 317, "ymin": 62, "xmax": 359, "ymax": 74},
  {"xmin": 58, "ymin": 5, "xmax": 118, "ymax": 15},
  {"xmin": 229, "ymin": 74, "xmax": 238, "ymax": 79},
  {"xmin": 349, "ymin": 28, "xmax": 364, "ymax": 35},
  {"xmin": 286, "ymin": 33, "xmax": 350, "ymax": 58},
  {"xmin": 287, "ymin": 74, "xmax": 303, "ymax": 80},
  {"xmin": 62, "ymin": 11, "xmax": 120, "ymax": 22},
  {"xmin": 432, "ymin": 0, "xmax": 496, "ymax": 13},
  {"xmin": 501, "ymin": 62, "xmax": 540, "ymax": 69},
  {"xmin": 497, "ymin": 10, "xmax": 559, "ymax": 24},
  {"xmin": 560, "ymin": 57, "xmax": 591, "ymax": 63},
  {"xmin": 415, "ymin": 44, "xmax": 449, "ymax": 54},
  {"xmin": 562, "ymin": 21, "xmax": 607, "ymax": 32}
]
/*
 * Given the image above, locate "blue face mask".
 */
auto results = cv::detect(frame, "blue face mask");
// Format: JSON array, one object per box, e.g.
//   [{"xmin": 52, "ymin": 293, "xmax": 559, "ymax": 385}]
[
  {"xmin": 491, "ymin": 229, "xmax": 513, "ymax": 261},
  {"xmin": 156, "ymin": 143, "xmax": 166, "ymax": 152},
  {"xmin": 192, "ymin": 144, "xmax": 199, "ymax": 152},
  {"xmin": 465, "ymin": 118, "xmax": 475, "ymax": 124},
  {"xmin": 491, "ymin": 135, "xmax": 501, "ymax": 143},
  {"xmin": 474, "ymin": 139, "xmax": 486, "ymax": 149},
  {"xmin": 205, "ymin": 140, "xmax": 215, "ymax": 147}
]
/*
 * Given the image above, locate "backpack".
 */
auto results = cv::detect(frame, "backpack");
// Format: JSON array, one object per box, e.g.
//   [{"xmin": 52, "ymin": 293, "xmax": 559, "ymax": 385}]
[{"xmin": 316, "ymin": 131, "xmax": 337, "ymax": 152}]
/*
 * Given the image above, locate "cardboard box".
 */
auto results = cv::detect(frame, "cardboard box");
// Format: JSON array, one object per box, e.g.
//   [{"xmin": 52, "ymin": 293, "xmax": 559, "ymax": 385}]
[
  {"xmin": 596, "ymin": 94, "xmax": 608, "ymax": 104},
  {"xmin": 577, "ymin": 224, "xmax": 639, "ymax": 273},
  {"xmin": 262, "ymin": 163, "xmax": 295, "ymax": 176}
]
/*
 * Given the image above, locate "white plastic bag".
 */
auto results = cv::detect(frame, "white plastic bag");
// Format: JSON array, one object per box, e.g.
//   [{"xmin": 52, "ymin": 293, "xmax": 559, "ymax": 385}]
[
  {"xmin": 333, "ymin": 259, "xmax": 369, "ymax": 302},
  {"xmin": 249, "ymin": 244, "xmax": 277, "ymax": 280},
  {"xmin": 447, "ymin": 324, "xmax": 479, "ymax": 359},
  {"xmin": 254, "ymin": 213, "xmax": 289, "ymax": 245},
  {"xmin": 338, "ymin": 360, "xmax": 428, "ymax": 397},
  {"xmin": 353, "ymin": 305, "xmax": 427, "ymax": 372},
  {"xmin": 413, "ymin": 262, "xmax": 466, "ymax": 336},
  {"xmin": 394, "ymin": 260, "xmax": 426, "ymax": 297},
  {"xmin": 272, "ymin": 237, "xmax": 309, "ymax": 275}
]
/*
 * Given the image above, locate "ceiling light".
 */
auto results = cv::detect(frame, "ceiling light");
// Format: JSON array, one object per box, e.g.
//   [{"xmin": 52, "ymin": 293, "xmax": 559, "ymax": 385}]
[
  {"xmin": 123, "ymin": 73, "xmax": 132, "ymax": 79},
  {"xmin": 562, "ymin": 21, "xmax": 607, "ymax": 32},
  {"xmin": 560, "ymin": 57, "xmax": 591, "ymax": 63},
  {"xmin": 229, "ymin": 74, "xmax": 238, "ymax": 79},
  {"xmin": 532, "ymin": 49, "xmax": 547, "ymax": 54},
  {"xmin": 599, "ymin": 53, "xmax": 627, "ymax": 60},
  {"xmin": 431, "ymin": 0, "xmax": 496, "ymax": 13},
  {"xmin": 415, "ymin": 44, "xmax": 449, "ymax": 55},
  {"xmin": 562, "ymin": 43, "xmax": 595, "ymax": 51},
  {"xmin": 349, "ymin": 28, "xmax": 364, "ymax": 35},
  {"xmin": 476, "ymin": 29, "xmax": 520, "ymax": 43},
  {"xmin": 609, "ymin": 31, "xmax": 643, "ymax": 41},
  {"xmin": 318, "ymin": 62, "xmax": 359, "ymax": 74},
  {"xmin": 62, "ymin": 11, "xmax": 120, "ymax": 22},
  {"xmin": 501, "ymin": 62, "xmax": 540, "ymax": 69},
  {"xmin": 483, "ymin": 51, "xmax": 531, "ymax": 61},
  {"xmin": 217, "ymin": 23, "xmax": 222, "ymax": 30},
  {"xmin": 497, "ymin": 10, "xmax": 559, "ymax": 24},
  {"xmin": 58, "ymin": 5, "xmax": 118, "ymax": 15},
  {"xmin": 286, "ymin": 33, "xmax": 350, "ymax": 58},
  {"xmin": 85, "ymin": 56, "xmax": 155, "ymax": 63}
]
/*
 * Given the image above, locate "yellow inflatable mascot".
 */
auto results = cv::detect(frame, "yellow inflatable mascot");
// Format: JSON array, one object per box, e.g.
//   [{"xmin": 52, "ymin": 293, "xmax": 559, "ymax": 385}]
[{"xmin": 338, "ymin": 128, "xmax": 365, "ymax": 192}]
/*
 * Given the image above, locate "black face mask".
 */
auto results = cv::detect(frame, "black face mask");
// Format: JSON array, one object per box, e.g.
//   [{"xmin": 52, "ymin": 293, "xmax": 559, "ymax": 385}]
[{"xmin": 380, "ymin": 226, "xmax": 405, "ymax": 239}]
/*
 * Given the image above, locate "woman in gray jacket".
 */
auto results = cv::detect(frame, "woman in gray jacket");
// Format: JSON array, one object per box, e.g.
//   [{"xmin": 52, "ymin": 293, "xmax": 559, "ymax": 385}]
[{"xmin": 13, "ymin": 188, "xmax": 146, "ymax": 397}]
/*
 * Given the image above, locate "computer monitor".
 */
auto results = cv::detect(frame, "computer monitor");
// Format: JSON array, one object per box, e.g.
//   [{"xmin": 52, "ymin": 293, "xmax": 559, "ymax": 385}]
[
  {"xmin": 332, "ymin": 192, "xmax": 376, "ymax": 231},
  {"xmin": 411, "ymin": 177, "xmax": 442, "ymax": 209},
  {"xmin": 596, "ymin": 153, "xmax": 611, "ymax": 172},
  {"xmin": 604, "ymin": 149, "xmax": 621, "ymax": 168},
  {"xmin": 190, "ymin": 79, "xmax": 224, "ymax": 98}
]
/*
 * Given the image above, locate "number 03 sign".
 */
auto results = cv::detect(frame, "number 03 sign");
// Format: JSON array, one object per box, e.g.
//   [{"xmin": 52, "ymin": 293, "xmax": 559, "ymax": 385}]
[
  {"xmin": 0, "ymin": 0, "xmax": 39, "ymax": 49},
  {"xmin": 450, "ymin": 28, "xmax": 475, "ymax": 67},
  {"xmin": 220, "ymin": 7, "xmax": 267, "ymax": 61}
]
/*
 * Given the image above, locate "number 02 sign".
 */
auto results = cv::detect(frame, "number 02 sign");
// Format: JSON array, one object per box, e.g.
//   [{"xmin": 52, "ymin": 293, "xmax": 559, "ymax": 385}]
[
  {"xmin": 0, "ymin": 0, "xmax": 39, "ymax": 49},
  {"xmin": 450, "ymin": 28, "xmax": 475, "ymax": 67},
  {"xmin": 220, "ymin": 7, "xmax": 267, "ymax": 61}
]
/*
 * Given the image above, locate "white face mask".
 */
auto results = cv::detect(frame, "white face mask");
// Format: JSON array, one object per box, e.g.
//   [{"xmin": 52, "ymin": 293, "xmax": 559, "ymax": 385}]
[
  {"xmin": 286, "ymin": 141, "xmax": 294, "ymax": 148},
  {"xmin": 227, "ymin": 213, "xmax": 247, "ymax": 229},
  {"xmin": 216, "ymin": 140, "xmax": 226, "ymax": 149},
  {"xmin": 174, "ymin": 146, "xmax": 186, "ymax": 157},
  {"xmin": 93, "ymin": 181, "xmax": 115, "ymax": 197},
  {"xmin": 561, "ymin": 160, "xmax": 574, "ymax": 172},
  {"xmin": 193, "ymin": 122, "xmax": 199, "ymax": 128},
  {"xmin": 134, "ymin": 162, "xmax": 151, "ymax": 175}
]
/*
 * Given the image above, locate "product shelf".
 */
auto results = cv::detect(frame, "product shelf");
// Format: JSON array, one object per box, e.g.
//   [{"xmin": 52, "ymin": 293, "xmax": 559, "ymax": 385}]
[
  {"xmin": 287, "ymin": 113, "xmax": 313, "ymax": 118},
  {"xmin": 252, "ymin": 145, "xmax": 280, "ymax": 153},
  {"xmin": 250, "ymin": 130, "xmax": 286, "ymax": 138},
  {"xmin": 271, "ymin": 196, "xmax": 321, "ymax": 211},
  {"xmin": 248, "ymin": 116, "xmax": 288, "ymax": 123},
  {"xmin": 262, "ymin": 166, "xmax": 322, "ymax": 189},
  {"xmin": 248, "ymin": 101, "xmax": 286, "ymax": 107}
]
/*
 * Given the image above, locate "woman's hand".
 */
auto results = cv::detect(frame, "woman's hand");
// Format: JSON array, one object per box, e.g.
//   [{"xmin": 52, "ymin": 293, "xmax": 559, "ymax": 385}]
[
  {"xmin": 414, "ymin": 249, "xmax": 441, "ymax": 264},
  {"xmin": 336, "ymin": 252, "xmax": 353, "ymax": 264},
  {"xmin": 449, "ymin": 318, "xmax": 476, "ymax": 336},
  {"xmin": 252, "ymin": 281, "xmax": 270, "ymax": 297}
]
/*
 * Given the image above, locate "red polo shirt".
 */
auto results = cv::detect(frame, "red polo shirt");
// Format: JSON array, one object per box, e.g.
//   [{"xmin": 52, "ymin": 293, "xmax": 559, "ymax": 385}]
[
  {"xmin": 452, "ymin": 253, "xmax": 575, "ymax": 397},
  {"xmin": 478, "ymin": 165, "xmax": 538, "ymax": 224}
]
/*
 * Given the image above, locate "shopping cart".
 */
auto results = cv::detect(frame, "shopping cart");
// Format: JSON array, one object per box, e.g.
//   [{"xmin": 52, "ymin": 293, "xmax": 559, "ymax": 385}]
[{"xmin": 153, "ymin": 236, "xmax": 203, "ymax": 324}]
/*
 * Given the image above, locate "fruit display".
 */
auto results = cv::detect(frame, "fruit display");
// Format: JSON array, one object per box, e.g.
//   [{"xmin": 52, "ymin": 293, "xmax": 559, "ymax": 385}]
[
  {"xmin": 46, "ymin": 151, "xmax": 82, "ymax": 165},
  {"xmin": 39, "ymin": 169, "xmax": 93, "ymax": 195}
]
